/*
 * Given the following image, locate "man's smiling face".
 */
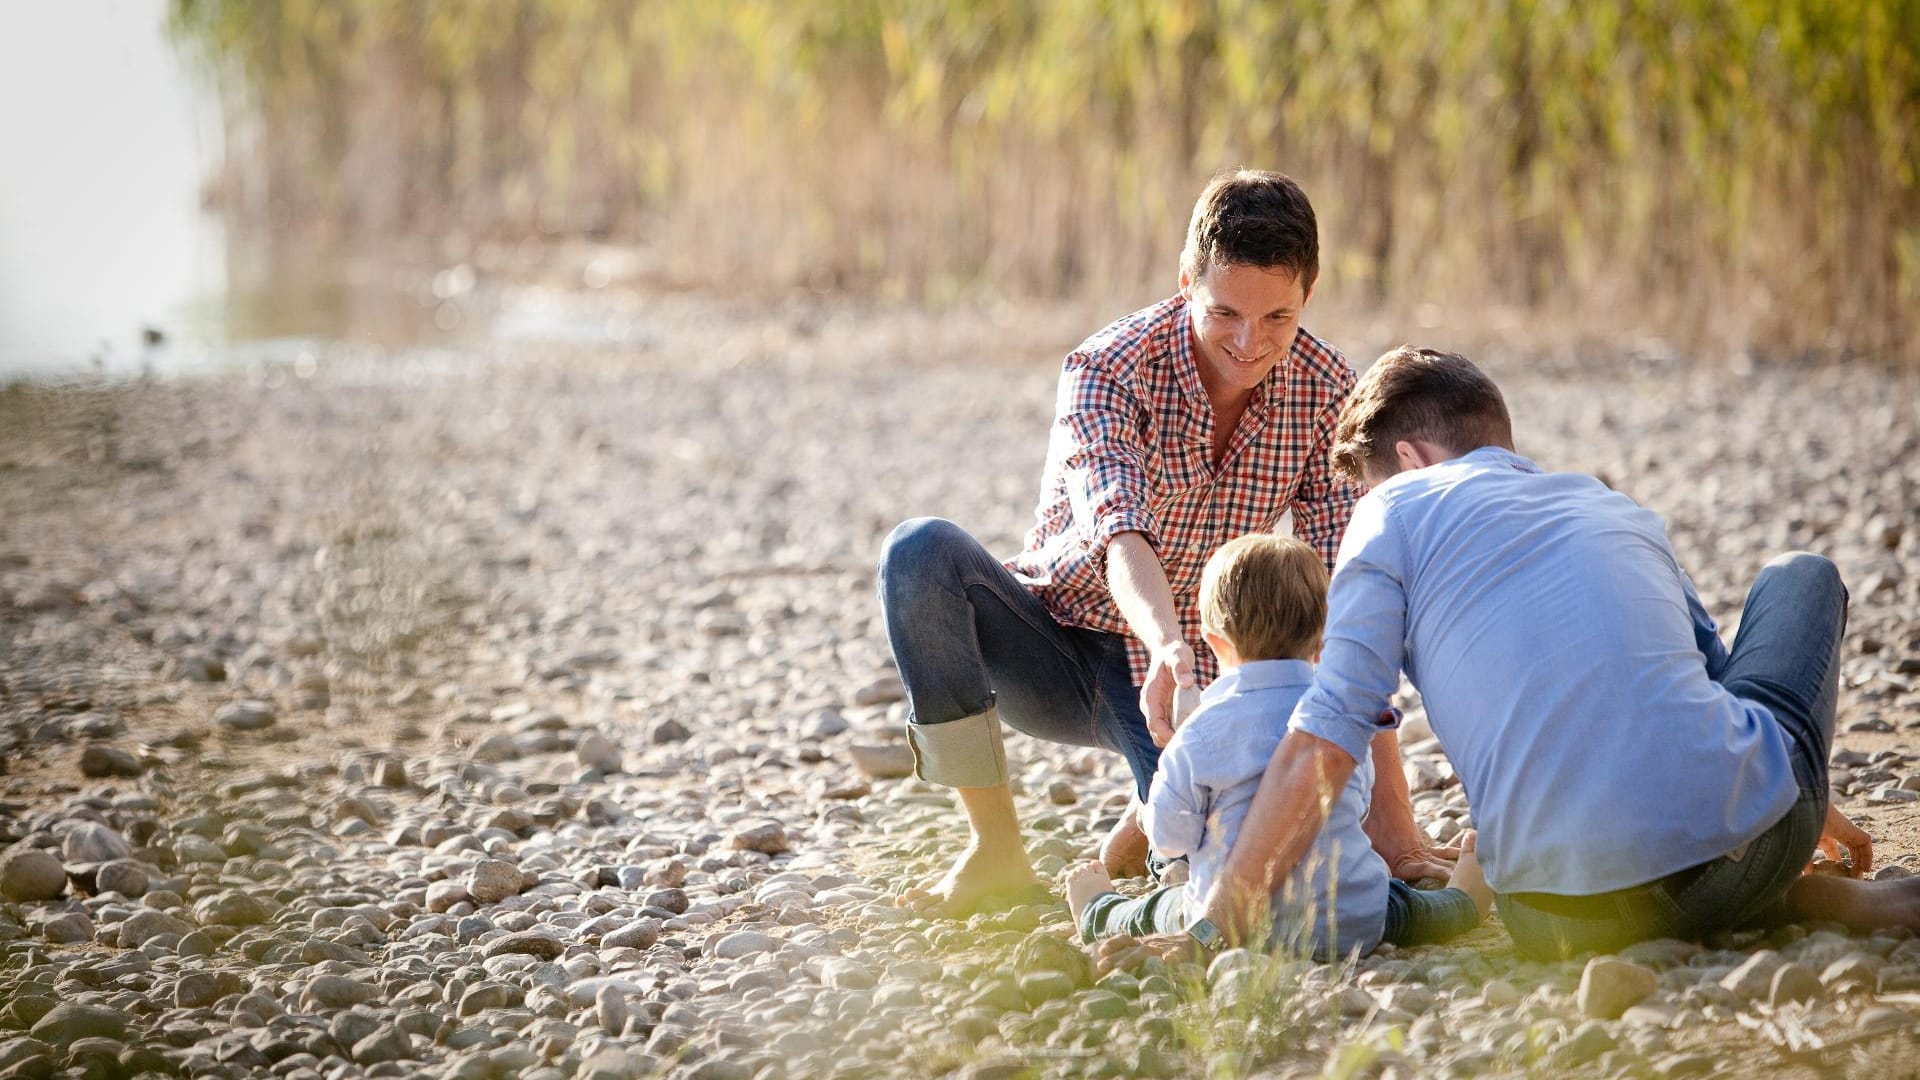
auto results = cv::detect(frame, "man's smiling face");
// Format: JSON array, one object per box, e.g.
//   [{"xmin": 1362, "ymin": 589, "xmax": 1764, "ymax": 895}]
[{"xmin": 1182, "ymin": 261, "xmax": 1312, "ymax": 398}]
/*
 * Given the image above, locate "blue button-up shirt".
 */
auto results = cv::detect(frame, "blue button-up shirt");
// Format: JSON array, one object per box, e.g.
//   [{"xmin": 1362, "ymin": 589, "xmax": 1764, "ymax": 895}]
[
  {"xmin": 1142, "ymin": 658, "xmax": 1390, "ymax": 958},
  {"xmin": 1289, "ymin": 446, "xmax": 1798, "ymax": 896}
]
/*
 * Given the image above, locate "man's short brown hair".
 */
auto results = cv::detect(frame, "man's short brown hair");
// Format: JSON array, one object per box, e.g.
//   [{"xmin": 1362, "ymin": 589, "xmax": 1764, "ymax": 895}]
[
  {"xmin": 1330, "ymin": 347, "xmax": 1514, "ymax": 484},
  {"xmin": 1200, "ymin": 534, "xmax": 1328, "ymax": 663},
  {"xmin": 1180, "ymin": 170, "xmax": 1319, "ymax": 291}
]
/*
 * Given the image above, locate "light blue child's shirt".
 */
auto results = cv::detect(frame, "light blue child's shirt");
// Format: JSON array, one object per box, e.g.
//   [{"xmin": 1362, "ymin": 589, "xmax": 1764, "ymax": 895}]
[{"xmin": 1140, "ymin": 658, "xmax": 1391, "ymax": 959}]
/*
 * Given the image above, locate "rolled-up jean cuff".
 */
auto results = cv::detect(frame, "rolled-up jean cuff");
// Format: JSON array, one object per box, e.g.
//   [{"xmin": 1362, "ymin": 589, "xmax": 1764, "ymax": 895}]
[{"xmin": 908, "ymin": 707, "xmax": 1009, "ymax": 788}]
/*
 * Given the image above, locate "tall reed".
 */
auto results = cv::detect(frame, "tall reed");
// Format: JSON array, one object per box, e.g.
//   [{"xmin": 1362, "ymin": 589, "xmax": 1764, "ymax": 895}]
[{"xmin": 170, "ymin": 0, "xmax": 1920, "ymax": 362}]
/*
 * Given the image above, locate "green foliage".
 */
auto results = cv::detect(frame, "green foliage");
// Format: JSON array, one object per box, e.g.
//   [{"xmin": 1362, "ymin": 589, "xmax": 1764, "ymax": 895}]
[{"xmin": 171, "ymin": 0, "xmax": 1920, "ymax": 360}]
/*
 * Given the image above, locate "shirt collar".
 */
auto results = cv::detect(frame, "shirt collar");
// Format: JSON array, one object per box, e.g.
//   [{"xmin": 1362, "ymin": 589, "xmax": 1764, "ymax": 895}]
[
  {"xmin": 1201, "ymin": 657, "xmax": 1315, "ymax": 702},
  {"xmin": 1460, "ymin": 445, "xmax": 1542, "ymax": 473}
]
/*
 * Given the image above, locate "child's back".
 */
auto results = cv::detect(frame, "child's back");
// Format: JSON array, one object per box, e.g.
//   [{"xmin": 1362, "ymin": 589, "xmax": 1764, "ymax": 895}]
[{"xmin": 1143, "ymin": 657, "xmax": 1390, "ymax": 959}]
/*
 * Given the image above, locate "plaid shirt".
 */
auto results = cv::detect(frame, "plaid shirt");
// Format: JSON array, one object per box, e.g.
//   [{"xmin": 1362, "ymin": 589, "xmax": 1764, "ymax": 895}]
[{"xmin": 1004, "ymin": 294, "xmax": 1359, "ymax": 688}]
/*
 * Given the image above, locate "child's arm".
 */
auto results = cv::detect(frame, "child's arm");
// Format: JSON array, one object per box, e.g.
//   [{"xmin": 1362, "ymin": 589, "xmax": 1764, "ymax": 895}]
[{"xmin": 1138, "ymin": 736, "xmax": 1208, "ymax": 859}]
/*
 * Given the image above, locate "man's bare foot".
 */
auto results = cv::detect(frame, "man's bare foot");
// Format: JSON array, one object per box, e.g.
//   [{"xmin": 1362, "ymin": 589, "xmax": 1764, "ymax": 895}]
[
  {"xmin": 1100, "ymin": 808, "xmax": 1151, "ymax": 879},
  {"xmin": 1064, "ymin": 861, "xmax": 1115, "ymax": 928},
  {"xmin": 897, "ymin": 844, "xmax": 1043, "ymax": 919},
  {"xmin": 1447, "ymin": 830, "xmax": 1494, "ymax": 920},
  {"xmin": 1783, "ymin": 872, "xmax": 1920, "ymax": 933}
]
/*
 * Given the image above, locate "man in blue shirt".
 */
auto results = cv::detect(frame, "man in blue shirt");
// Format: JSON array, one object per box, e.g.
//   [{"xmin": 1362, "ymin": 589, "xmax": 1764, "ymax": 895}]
[{"xmin": 1112, "ymin": 347, "xmax": 1907, "ymax": 963}]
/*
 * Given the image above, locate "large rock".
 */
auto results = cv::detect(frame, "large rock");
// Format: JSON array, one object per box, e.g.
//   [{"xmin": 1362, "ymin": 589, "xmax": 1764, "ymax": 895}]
[
  {"xmin": 94, "ymin": 860, "xmax": 149, "ymax": 898},
  {"xmin": 60, "ymin": 824, "xmax": 130, "ymax": 864},
  {"xmin": 728, "ymin": 822, "xmax": 789, "ymax": 855},
  {"xmin": 601, "ymin": 919, "xmax": 661, "ymax": 951},
  {"xmin": 28, "ymin": 1004, "xmax": 128, "ymax": 1048},
  {"xmin": 575, "ymin": 731, "xmax": 622, "ymax": 773},
  {"xmin": 77, "ymin": 743, "xmax": 143, "ymax": 778},
  {"xmin": 707, "ymin": 931, "xmax": 778, "ymax": 960},
  {"xmin": 1770, "ymin": 963, "xmax": 1823, "ymax": 1006},
  {"xmin": 1720, "ymin": 950, "xmax": 1786, "ymax": 1001},
  {"xmin": 848, "ymin": 744, "xmax": 915, "ymax": 780},
  {"xmin": 0, "ymin": 850, "xmax": 67, "ymax": 902},
  {"xmin": 117, "ymin": 909, "xmax": 195, "ymax": 947},
  {"xmin": 214, "ymin": 699, "xmax": 277, "ymax": 732},
  {"xmin": 466, "ymin": 859, "xmax": 526, "ymax": 905},
  {"xmin": 304, "ymin": 975, "xmax": 377, "ymax": 1010},
  {"xmin": 484, "ymin": 930, "xmax": 564, "ymax": 960},
  {"xmin": 194, "ymin": 890, "xmax": 272, "ymax": 926},
  {"xmin": 849, "ymin": 673, "xmax": 906, "ymax": 707},
  {"xmin": 1578, "ymin": 957, "xmax": 1659, "ymax": 1019},
  {"xmin": 1013, "ymin": 931, "xmax": 1094, "ymax": 989}
]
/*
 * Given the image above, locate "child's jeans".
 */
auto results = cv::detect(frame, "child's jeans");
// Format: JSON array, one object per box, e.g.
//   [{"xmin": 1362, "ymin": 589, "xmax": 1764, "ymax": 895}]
[{"xmin": 1079, "ymin": 879, "xmax": 1479, "ymax": 949}]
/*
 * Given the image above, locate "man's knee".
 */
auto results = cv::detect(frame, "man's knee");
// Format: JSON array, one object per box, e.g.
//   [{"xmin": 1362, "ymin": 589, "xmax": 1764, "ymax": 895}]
[
  {"xmin": 878, "ymin": 517, "xmax": 972, "ymax": 595},
  {"xmin": 1762, "ymin": 551, "xmax": 1847, "ymax": 603}
]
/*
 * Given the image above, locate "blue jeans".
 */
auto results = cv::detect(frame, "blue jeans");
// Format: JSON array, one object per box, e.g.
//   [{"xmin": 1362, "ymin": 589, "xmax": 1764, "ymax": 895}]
[
  {"xmin": 1499, "ymin": 552, "xmax": 1848, "ymax": 960},
  {"xmin": 1080, "ymin": 880, "xmax": 1480, "ymax": 950},
  {"xmin": 876, "ymin": 518, "xmax": 1160, "ymax": 796}
]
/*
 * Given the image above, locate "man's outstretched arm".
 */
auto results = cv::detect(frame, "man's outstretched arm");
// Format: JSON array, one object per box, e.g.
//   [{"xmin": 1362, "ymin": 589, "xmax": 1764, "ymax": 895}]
[
  {"xmin": 1194, "ymin": 728, "xmax": 1357, "ymax": 944},
  {"xmin": 1108, "ymin": 530, "xmax": 1194, "ymax": 746},
  {"xmin": 1363, "ymin": 728, "xmax": 1460, "ymax": 881}
]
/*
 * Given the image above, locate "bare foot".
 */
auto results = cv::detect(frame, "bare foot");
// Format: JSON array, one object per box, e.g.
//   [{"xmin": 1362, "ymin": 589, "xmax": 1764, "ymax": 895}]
[
  {"xmin": 1783, "ymin": 872, "xmax": 1920, "ymax": 933},
  {"xmin": 1447, "ymin": 830, "xmax": 1494, "ymax": 920},
  {"xmin": 1064, "ymin": 861, "xmax": 1115, "ymax": 928},
  {"xmin": 1100, "ymin": 807, "xmax": 1151, "ymax": 879},
  {"xmin": 897, "ymin": 843, "xmax": 1043, "ymax": 919}
]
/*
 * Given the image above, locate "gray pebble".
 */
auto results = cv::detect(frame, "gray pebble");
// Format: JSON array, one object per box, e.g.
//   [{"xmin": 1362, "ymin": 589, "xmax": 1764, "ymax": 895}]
[
  {"xmin": 0, "ymin": 849, "xmax": 67, "ymax": 902},
  {"xmin": 61, "ymin": 823, "xmax": 131, "ymax": 864},
  {"xmin": 78, "ymin": 743, "xmax": 144, "ymax": 778},
  {"xmin": 467, "ymin": 859, "xmax": 526, "ymax": 905},
  {"xmin": 214, "ymin": 699, "xmax": 278, "ymax": 731},
  {"xmin": 28, "ymin": 1003, "xmax": 129, "ymax": 1048},
  {"xmin": 1578, "ymin": 956, "xmax": 1659, "ymax": 1019}
]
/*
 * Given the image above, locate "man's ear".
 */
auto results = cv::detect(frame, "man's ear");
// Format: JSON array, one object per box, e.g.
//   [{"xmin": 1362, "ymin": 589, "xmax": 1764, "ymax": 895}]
[{"xmin": 1177, "ymin": 266, "xmax": 1194, "ymax": 296}]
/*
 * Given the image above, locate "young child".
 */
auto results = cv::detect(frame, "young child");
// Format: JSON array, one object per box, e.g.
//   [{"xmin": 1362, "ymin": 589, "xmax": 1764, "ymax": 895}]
[{"xmin": 1066, "ymin": 534, "xmax": 1491, "ymax": 959}]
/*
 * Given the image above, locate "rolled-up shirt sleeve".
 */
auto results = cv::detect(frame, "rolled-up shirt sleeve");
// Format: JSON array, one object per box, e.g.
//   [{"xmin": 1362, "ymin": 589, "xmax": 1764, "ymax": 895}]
[
  {"xmin": 1052, "ymin": 353, "xmax": 1159, "ymax": 560},
  {"xmin": 1288, "ymin": 493, "xmax": 1407, "ymax": 764},
  {"xmin": 1139, "ymin": 737, "xmax": 1207, "ymax": 859},
  {"xmin": 1290, "ymin": 369, "xmax": 1361, "ymax": 571}
]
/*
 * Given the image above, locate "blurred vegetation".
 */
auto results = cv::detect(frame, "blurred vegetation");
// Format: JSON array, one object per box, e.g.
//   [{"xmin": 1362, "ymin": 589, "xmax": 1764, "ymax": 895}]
[{"xmin": 170, "ymin": 0, "xmax": 1919, "ymax": 361}]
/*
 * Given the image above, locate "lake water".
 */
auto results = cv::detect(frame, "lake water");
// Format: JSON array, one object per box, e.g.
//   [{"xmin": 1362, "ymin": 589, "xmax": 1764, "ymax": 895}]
[{"xmin": 0, "ymin": 3, "xmax": 503, "ymax": 382}]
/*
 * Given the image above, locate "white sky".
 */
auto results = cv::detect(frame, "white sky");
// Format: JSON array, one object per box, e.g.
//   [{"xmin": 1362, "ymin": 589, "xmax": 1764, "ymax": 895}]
[{"xmin": 0, "ymin": 0, "xmax": 223, "ymax": 375}]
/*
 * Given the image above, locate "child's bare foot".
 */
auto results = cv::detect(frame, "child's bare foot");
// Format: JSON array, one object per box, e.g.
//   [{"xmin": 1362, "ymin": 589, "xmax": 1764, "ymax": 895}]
[
  {"xmin": 1065, "ymin": 861, "xmax": 1116, "ymax": 927},
  {"xmin": 1447, "ymin": 831, "xmax": 1494, "ymax": 920}
]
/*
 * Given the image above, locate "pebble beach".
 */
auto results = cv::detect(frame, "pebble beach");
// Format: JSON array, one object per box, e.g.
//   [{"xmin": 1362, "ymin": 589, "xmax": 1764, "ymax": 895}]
[{"xmin": 2, "ymin": 293, "xmax": 1919, "ymax": 1079}]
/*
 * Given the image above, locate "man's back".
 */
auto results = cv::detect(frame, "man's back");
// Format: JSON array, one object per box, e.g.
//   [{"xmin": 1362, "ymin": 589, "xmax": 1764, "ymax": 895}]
[{"xmin": 1301, "ymin": 446, "xmax": 1798, "ymax": 896}]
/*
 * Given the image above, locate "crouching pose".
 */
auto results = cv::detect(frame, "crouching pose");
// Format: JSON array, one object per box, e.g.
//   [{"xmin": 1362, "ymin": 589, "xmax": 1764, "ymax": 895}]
[{"xmin": 1067, "ymin": 534, "xmax": 1489, "ymax": 958}]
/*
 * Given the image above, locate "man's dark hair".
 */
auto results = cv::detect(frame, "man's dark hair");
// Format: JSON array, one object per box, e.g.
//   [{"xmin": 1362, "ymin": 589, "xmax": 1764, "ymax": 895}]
[
  {"xmin": 1179, "ymin": 170, "xmax": 1319, "ymax": 290},
  {"xmin": 1331, "ymin": 347, "xmax": 1515, "ymax": 483}
]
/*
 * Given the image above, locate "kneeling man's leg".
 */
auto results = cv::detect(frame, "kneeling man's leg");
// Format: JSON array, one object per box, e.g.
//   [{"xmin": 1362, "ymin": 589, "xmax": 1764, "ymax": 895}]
[{"xmin": 877, "ymin": 517, "xmax": 1114, "ymax": 914}]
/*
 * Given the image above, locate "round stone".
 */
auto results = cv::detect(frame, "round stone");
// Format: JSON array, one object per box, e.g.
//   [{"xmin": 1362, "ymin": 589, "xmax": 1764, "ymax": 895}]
[{"xmin": 0, "ymin": 849, "xmax": 67, "ymax": 902}]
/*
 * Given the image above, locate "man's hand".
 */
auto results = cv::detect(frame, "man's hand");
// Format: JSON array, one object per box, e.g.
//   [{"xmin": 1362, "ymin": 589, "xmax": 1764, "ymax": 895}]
[
  {"xmin": 1092, "ymin": 933, "xmax": 1200, "ymax": 977},
  {"xmin": 1817, "ymin": 805, "xmax": 1872, "ymax": 877},
  {"xmin": 1385, "ymin": 841, "xmax": 1462, "ymax": 884},
  {"xmin": 1140, "ymin": 640, "xmax": 1197, "ymax": 748}
]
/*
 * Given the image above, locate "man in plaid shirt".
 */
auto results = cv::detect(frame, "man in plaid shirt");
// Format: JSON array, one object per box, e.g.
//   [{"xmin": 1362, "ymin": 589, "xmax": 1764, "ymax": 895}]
[{"xmin": 879, "ymin": 171, "xmax": 1454, "ymax": 916}]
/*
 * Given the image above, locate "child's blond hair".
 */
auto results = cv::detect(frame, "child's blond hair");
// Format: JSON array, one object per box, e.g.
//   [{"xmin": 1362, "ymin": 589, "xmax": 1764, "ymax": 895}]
[{"xmin": 1199, "ymin": 534, "xmax": 1328, "ymax": 662}]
